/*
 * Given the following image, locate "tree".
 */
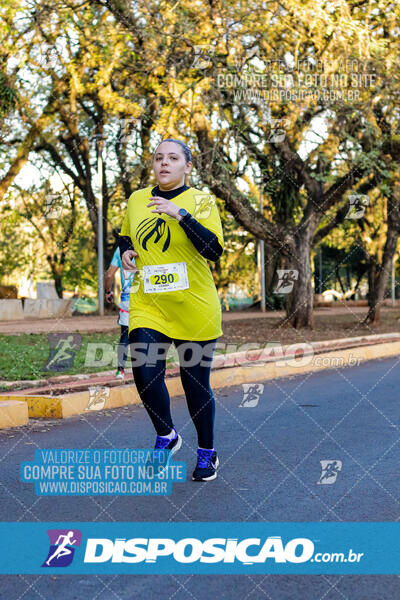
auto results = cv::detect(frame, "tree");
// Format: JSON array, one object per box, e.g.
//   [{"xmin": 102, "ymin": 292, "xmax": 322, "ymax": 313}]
[
  {"xmin": 0, "ymin": 2, "xmax": 53, "ymax": 200},
  {"xmin": 209, "ymin": 201, "xmax": 258, "ymax": 309},
  {"xmin": 0, "ymin": 203, "xmax": 31, "ymax": 282},
  {"xmin": 361, "ymin": 171, "xmax": 400, "ymax": 325},
  {"xmin": 3, "ymin": 0, "xmax": 400, "ymax": 327},
  {"xmin": 2, "ymin": 2, "xmax": 149, "ymax": 267},
  {"xmin": 8, "ymin": 182, "xmax": 77, "ymax": 297},
  {"xmin": 93, "ymin": 0, "xmax": 398, "ymax": 328}
]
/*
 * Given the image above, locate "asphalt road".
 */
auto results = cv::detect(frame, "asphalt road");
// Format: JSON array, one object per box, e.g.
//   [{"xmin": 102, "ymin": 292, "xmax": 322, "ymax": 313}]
[{"xmin": 0, "ymin": 355, "xmax": 399, "ymax": 599}]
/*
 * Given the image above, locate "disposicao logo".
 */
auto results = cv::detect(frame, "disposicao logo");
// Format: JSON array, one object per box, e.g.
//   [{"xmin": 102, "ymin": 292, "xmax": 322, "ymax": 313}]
[
  {"xmin": 83, "ymin": 536, "xmax": 315, "ymax": 564},
  {"xmin": 42, "ymin": 529, "xmax": 82, "ymax": 567}
]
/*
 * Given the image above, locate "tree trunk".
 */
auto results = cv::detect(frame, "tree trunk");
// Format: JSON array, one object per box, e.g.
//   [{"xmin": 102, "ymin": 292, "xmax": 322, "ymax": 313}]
[
  {"xmin": 363, "ymin": 192, "xmax": 400, "ymax": 325},
  {"xmin": 364, "ymin": 258, "xmax": 379, "ymax": 324},
  {"xmin": 53, "ymin": 273, "xmax": 64, "ymax": 299},
  {"xmin": 354, "ymin": 264, "xmax": 368, "ymax": 293},
  {"xmin": 280, "ymin": 234, "xmax": 314, "ymax": 329},
  {"xmin": 335, "ymin": 264, "xmax": 346, "ymax": 295},
  {"xmin": 264, "ymin": 242, "xmax": 277, "ymax": 296},
  {"xmin": 363, "ymin": 242, "xmax": 397, "ymax": 325},
  {"xmin": 46, "ymin": 256, "xmax": 64, "ymax": 299}
]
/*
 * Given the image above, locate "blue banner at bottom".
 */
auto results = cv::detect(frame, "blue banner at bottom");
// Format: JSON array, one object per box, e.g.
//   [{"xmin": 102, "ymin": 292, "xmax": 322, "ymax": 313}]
[{"xmin": 0, "ymin": 522, "xmax": 398, "ymax": 574}]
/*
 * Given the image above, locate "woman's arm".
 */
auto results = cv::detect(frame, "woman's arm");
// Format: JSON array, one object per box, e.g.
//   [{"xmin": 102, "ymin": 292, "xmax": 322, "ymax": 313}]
[
  {"xmin": 119, "ymin": 201, "xmax": 134, "ymax": 255},
  {"xmin": 118, "ymin": 235, "xmax": 134, "ymax": 256},
  {"xmin": 179, "ymin": 213, "xmax": 223, "ymax": 261},
  {"xmin": 118, "ymin": 220, "xmax": 137, "ymax": 271}
]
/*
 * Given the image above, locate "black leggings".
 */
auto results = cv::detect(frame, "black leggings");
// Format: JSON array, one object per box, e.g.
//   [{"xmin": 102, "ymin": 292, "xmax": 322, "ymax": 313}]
[{"xmin": 129, "ymin": 327, "xmax": 217, "ymax": 448}]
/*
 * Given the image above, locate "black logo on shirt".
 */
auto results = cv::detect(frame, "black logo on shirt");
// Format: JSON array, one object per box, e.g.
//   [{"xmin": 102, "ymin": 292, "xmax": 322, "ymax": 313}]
[{"xmin": 136, "ymin": 217, "xmax": 171, "ymax": 252}]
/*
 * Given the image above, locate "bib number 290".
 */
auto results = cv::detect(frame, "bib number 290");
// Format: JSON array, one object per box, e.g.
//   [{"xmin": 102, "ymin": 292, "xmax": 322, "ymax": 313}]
[
  {"xmin": 143, "ymin": 262, "xmax": 189, "ymax": 293},
  {"xmin": 151, "ymin": 273, "xmax": 177, "ymax": 285}
]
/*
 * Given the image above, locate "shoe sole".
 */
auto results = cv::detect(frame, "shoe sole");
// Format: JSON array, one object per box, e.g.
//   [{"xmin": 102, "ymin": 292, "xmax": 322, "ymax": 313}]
[
  {"xmin": 157, "ymin": 434, "xmax": 182, "ymax": 476},
  {"xmin": 192, "ymin": 456, "xmax": 219, "ymax": 482},
  {"xmin": 170, "ymin": 434, "xmax": 182, "ymax": 457}
]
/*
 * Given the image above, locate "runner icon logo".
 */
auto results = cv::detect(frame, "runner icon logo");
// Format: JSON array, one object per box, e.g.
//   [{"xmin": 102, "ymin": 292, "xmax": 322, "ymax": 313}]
[
  {"xmin": 317, "ymin": 460, "xmax": 343, "ymax": 485},
  {"xmin": 86, "ymin": 386, "xmax": 110, "ymax": 411},
  {"xmin": 239, "ymin": 383, "xmax": 264, "ymax": 408},
  {"xmin": 274, "ymin": 270, "xmax": 299, "ymax": 294},
  {"xmin": 267, "ymin": 119, "xmax": 288, "ymax": 143},
  {"xmin": 44, "ymin": 333, "xmax": 82, "ymax": 372},
  {"xmin": 130, "ymin": 269, "xmax": 144, "ymax": 294},
  {"xmin": 118, "ymin": 117, "xmax": 137, "ymax": 143},
  {"xmin": 345, "ymin": 194, "xmax": 369, "ymax": 220},
  {"xmin": 44, "ymin": 193, "xmax": 63, "ymax": 219},
  {"xmin": 193, "ymin": 194, "xmax": 215, "ymax": 219},
  {"xmin": 191, "ymin": 44, "xmax": 215, "ymax": 69},
  {"xmin": 42, "ymin": 529, "xmax": 82, "ymax": 567}
]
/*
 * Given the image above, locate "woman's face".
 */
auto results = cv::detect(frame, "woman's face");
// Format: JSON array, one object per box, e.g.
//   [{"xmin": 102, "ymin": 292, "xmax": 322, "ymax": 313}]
[{"xmin": 153, "ymin": 141, "xmax": 192, "ymax": 190}]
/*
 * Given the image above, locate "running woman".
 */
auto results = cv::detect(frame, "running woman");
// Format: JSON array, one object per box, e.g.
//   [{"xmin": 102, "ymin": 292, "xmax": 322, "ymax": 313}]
[{"xmin": 119, "ymin": 138, "xmax": 223, "ymax": 481}]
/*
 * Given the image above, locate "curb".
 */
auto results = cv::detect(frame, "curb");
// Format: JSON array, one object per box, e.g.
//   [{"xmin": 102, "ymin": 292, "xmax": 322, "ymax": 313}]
[
  {"xmin": 1, "ymin": 336, "xmax": 400, "ymax": 424},
  {"xmin": 0, "ymin": 400, "xmax": 29, "ymax": 428}
]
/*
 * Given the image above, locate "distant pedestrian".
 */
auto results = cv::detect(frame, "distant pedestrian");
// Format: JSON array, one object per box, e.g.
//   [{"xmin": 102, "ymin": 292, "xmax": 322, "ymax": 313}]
[{"xmin": 105, "ymin": 246, "xmax": 136, "ymax": 380}]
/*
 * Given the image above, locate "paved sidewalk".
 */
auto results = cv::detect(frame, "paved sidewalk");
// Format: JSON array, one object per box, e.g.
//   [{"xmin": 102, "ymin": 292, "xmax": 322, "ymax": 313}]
[
  {"xmin": 0, "ymin": 311, "xmax": 285, "ymax": 335},
  {"xmin": 0, "ymin": 306, "xmax": 394, "ymax": 335}
]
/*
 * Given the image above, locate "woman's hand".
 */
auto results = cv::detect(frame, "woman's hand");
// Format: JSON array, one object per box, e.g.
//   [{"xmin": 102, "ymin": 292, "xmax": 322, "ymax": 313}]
[
  {"xmin": 147, "ymin": 196, "xmax": 181, "ymax": 219},
  {"xmin": 121, "ymin": 249, "xmax": 138, "ymax": 271}
]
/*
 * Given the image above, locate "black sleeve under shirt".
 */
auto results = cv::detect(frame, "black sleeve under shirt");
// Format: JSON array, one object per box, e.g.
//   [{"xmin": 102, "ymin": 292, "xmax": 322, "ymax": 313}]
[
  {"xmin": 179, "ymin": 213, "xmax": 223, "ymax": 261},
  {"xmin": 119, "ymin": 235, "xmax": 134, "ymax": 256}
]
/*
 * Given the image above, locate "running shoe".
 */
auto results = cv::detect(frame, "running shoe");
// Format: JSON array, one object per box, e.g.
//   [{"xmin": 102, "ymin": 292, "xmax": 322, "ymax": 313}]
[
  {"xmin": 147, "ymin": 429, "xmax": 182, "ymax": 477},
  {"xmin": 154, "ymin": 430, "xmax": 182, "ymax": 454},
  {"xmin": 115, "ymin": 367, "xmax": 125, "ymax": 380},
  {"xmin": 192, "ymin": 448, "xmax": 219, "ymax": 482}
]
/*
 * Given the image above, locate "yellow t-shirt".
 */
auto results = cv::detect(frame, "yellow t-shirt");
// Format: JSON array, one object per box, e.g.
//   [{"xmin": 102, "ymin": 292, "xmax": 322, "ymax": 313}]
[{"xmin": 119, "ymin": 186, "xmax": 224, "ymax": 340}]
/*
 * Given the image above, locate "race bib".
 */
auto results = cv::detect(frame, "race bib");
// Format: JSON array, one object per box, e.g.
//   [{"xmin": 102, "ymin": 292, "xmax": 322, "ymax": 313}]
[
  {"xmin": 118, "ymin": 308, "xmax": 129, "ymax": 327},
  {"xmin": 143, "ymin": 262, "xmax": 189, "ymax": 293}
]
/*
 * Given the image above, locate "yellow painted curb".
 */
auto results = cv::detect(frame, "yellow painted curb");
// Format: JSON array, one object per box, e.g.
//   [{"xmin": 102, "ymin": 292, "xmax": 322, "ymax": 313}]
[
  {"xmin": 1, "ymin": 340, "xmax": 399, "ymax": 419},
  {"xmin": 209, "ymin": 340, "xmax": 400, "ymax": 386},
  {"xmin": 0, "ymin": 395, "xmax": 62, "ymax": 419},
  {"xmin": 0, "ymin": 400, "xmax": 29, "ymax": 429},
  {"xmin": 56, "ymin": 376, "xmax": 185, "ymax": 418},
  {"xmin": 0, "ymin": 376, "xmax": 186, "ymax": 419}
]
